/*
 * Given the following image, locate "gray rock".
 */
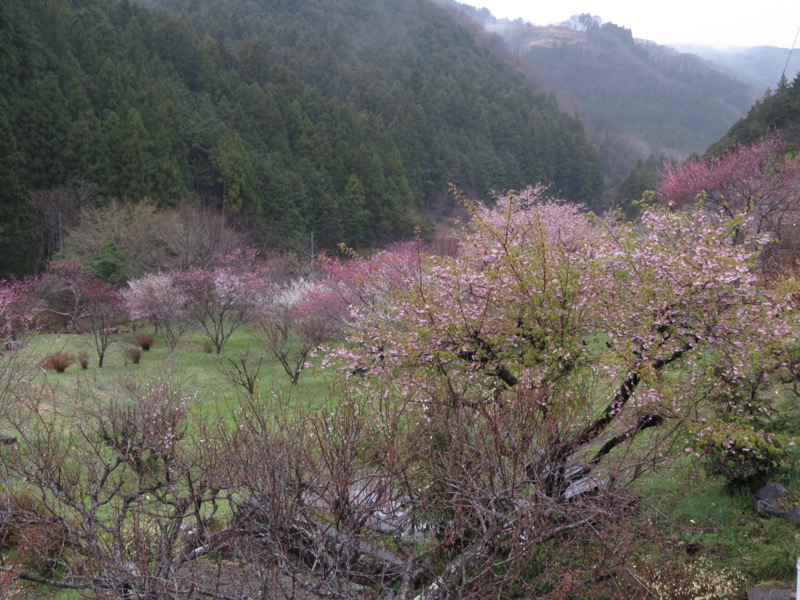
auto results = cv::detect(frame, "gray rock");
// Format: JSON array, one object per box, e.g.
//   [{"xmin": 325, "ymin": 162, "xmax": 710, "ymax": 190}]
[
  {"xmin": 564, "ymin": 476, "xmax": 604, "ymax": 501},
  {"xmin": 746, "ymin": 585, "xmax": 795, "ymax": 599},
  {"xmin": 752, "ymin": 482, "xmax": 789, "ymax": 517},
  {"xmin": 755, "ymin": 482, "xmax": 789, "ymax": 501}
]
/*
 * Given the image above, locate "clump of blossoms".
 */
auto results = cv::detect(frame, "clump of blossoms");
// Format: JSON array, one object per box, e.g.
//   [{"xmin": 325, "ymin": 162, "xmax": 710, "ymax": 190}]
[{"xmin": 333, "ymin": 186, "xmax": 794, "ymax": 490}]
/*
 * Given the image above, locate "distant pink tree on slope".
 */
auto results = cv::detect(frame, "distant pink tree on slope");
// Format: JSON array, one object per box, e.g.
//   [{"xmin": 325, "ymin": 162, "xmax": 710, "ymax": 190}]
[{"xmin": 658, "ymin": 134, "xmax": 800, "ymax": 268}]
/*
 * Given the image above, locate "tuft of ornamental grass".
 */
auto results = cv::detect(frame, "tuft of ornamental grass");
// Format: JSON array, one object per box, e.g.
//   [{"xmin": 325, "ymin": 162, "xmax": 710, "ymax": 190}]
[
  {"xmin": 136, "ymin": 334, "xmax": 154, "ymax": 351},
  {"xmin": 125, "ymin": 346, "xmax": 142, "ymax": 365},
  {"xmin": 41, "ymin": 350, "xmax": 75, "ymax": 373}
]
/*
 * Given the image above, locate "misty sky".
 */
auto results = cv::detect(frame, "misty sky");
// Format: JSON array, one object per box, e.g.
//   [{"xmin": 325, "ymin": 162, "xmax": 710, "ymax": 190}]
[{"xmin": 458, "ymin": 1, "xmax": 800, "ymax": 49}]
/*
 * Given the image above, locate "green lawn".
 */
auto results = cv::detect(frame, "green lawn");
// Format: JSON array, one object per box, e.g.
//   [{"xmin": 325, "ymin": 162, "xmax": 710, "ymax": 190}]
[{"xmin": 19, "ymin": 326, "xmax": 332, "ymax": 416}]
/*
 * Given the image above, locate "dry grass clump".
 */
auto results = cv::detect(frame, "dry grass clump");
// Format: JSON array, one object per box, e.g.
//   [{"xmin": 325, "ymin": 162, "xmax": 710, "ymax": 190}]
[
  {"xmin": 125, "ymin": 346, "xmax": 142, "ymax": 364},
  {"xmin": 136, "ymin": 333, "xmax": 154, "ymax": 350},
  {"xmin": 41, "ymin": 350, "xmax": 75, "ymax": 373}
]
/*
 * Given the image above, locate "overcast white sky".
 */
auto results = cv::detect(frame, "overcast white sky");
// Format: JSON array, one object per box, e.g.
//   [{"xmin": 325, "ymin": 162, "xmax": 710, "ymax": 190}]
[{"xmin": 457, "ymin": 1, "xmax": 800, "ymax": 49}]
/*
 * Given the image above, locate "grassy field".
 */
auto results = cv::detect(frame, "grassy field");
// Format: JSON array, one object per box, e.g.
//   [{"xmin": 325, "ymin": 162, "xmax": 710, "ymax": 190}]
[
  {"xmin": 5, "ymin": 326, "xmax": 800, "ymax": 598},
  {"xmin": 20, "ymin": 326, "xmax": 332, "ymax": 415}
]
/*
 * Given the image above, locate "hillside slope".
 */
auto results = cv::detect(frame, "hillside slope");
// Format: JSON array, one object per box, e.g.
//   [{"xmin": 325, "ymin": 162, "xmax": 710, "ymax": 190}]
[
  {"xmin": 445, "ymin": 3, "xmax": 760, "ymax": 189},
  {"xmin": 0, "ymin": 0, "xmax": 602, "ymax": 274}
]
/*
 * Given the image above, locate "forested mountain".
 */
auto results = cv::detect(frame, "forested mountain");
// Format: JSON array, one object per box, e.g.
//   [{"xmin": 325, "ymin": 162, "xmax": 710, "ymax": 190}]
[
  {"xmin": 445, "ymin": 4, "xmax": 761, "ymax": 195},
  {"xmin": 710, "ymin": 72, "xmax": 800, "ymax": 152},
  {"xmin": 0, "ymin": 0, "xmax": 602, "ymax": 276}
]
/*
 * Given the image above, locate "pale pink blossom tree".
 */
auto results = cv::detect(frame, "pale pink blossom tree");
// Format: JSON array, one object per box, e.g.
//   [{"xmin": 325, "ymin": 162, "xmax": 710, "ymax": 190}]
[
  {"xmin": 175, "ymin": 250, "xmax": 274, "ymax": 354},
  {"xmin": 322, "ymin": 187, "xmax": 794, "ymax": 596},
  {"xmin": 258, "ymin": 279, "xmax": 345, "ymax": 384},
  {"xmin": 124, "ymin": 273, "xmax": 190, "ymax": 351}
]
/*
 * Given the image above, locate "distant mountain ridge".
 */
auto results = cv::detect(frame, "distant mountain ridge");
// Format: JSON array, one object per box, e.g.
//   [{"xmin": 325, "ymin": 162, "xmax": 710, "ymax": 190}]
[
  {"xmin": 442, "ymin": 2, "xmax": 773, "ymax": 201},
  {"xmin": 674, "ymin": 44, "xmax": 800, "ymax": 94}
]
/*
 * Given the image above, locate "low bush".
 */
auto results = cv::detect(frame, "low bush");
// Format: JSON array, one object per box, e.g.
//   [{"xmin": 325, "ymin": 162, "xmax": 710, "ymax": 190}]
[
  {"xmin": 0, "ymin": 489, "xmax": 69, "ymax": 575},
  {"xmin": 126, "ymin": 346, "xmax": 142, "ymax": 364},
  {"xmin": 41, "ymin": 350, "xmax": 75, "ymax": 373},
  {"xmin": 78, "ymin": 351, "xmax": 90, "ymax": 369},
  {"xmin": 136, "ymin": 333, "xmax": 154, "ymax": 351},
  {"xmin": 702, "ymin": 426, "xmax": 786, "ymax": 490}
]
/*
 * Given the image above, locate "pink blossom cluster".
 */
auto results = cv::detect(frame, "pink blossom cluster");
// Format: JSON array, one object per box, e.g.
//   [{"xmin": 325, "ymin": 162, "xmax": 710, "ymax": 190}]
[{"xmin": 328, "ymin": 186, "xmax": 795, "ymax": 470}]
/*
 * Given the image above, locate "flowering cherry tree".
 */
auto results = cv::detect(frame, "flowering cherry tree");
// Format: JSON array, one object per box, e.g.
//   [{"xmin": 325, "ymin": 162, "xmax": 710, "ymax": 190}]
[
  {"xmin": 124, "ymin": 273, "xmax": 190, "ymax": 351},
  {"xmin": 322, "ymin": 187, "xmax": 794, "ymax": 596},
  {"xmin": 175, "ymin": 250, "xmax": 273, "ymax": 354},
  {"xmin": 258, "ymin": 278, "xmax": 343, "ymax": 384}
]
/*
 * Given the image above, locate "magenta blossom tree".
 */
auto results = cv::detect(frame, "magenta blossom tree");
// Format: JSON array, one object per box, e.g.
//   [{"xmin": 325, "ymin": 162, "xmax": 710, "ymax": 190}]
[
  {"xmin": 0, "ymin": 277, "xmax": 43, "ymax": 420},
  {"xmin": 35, "ymin": 258, "xmax": 95, "ymax": 332},
  {"xmin": 35, "ymin": 259, "xmax": 126, "ymax": 367},
  {"xmin": 316, "ymin": 240, "xmax": 426, "ymax": 333},
  {"xmin": 175, "ymin": 250, "xmax": 274, "ymax": 354},
  {"xmin": 0, "ymin": 277, "xmax": 41, "ymax": 346},
  {"xmin": 658, "ymin": 134, "xmax": 800, "ymax": 268}
]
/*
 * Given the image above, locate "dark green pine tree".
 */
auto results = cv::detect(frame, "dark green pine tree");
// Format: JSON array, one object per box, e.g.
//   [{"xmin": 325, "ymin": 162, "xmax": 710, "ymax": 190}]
[
  {"xmin": 0, "ymin": 106, "xmax": 36, "ymax": 275},
  {"xmin": 13, "ymin": 73, "xmax": 70, "ymax": 188},
  {"xmin": 213, "ymin": 130, "xmax": 256, "ymax": 216},
  {"xmin": 64, "ymin": 110, "xmax": 112, "ymax": 185},
  {"xmin": 341, "ymin": 173, "xmax": 371, "ymax": 245}
]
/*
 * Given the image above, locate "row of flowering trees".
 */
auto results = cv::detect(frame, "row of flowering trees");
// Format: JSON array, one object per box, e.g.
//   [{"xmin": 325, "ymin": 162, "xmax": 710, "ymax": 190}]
[
  {"xmin": 1, "ymin": 250, "xmax": 304, "ymax": 364},
  {"xmin": 1, "ymin": 179, "xmax": 799, "ymax": 596}
]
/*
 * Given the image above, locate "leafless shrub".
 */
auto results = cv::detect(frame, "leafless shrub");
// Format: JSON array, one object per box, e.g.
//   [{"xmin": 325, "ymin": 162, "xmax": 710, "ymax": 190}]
[
  {"xmin": 0, "ymin": 377, "xmax": 236, "ymax": 598},
  {"xmin": 217, "ymin": 352, "xmax": 263, "ymax": 397}
]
